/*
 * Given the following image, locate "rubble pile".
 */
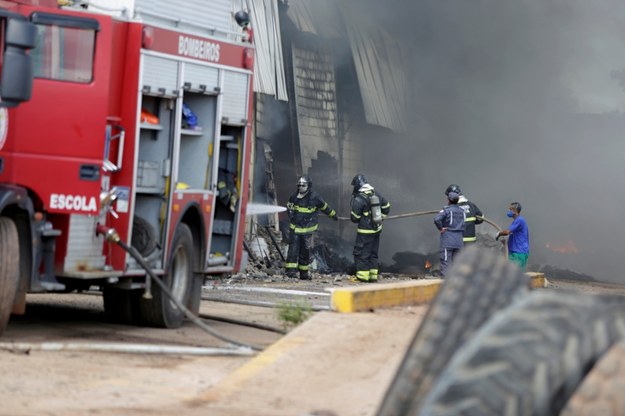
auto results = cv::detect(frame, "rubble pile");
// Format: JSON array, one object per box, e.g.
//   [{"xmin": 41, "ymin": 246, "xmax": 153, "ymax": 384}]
[
  {"xmin": 242, "ymin": 225, "xmax": 286, "ymax": 279},
  {"xmin": 223, "ymin": 227, "xmax": 597, "ymax": 285},
  {"xmin": 226, "ymin": 226, "xmax": 356, "ymax": 283},
  {"xmin": 533, "ymin": 265, "xmax": 595, "ymax": 282}
]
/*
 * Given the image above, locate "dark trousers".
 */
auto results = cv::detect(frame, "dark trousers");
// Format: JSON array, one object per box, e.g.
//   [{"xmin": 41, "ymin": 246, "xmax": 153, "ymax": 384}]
[
  {"xmin": 354, "ymin": 232, "xmax": 380, "ymax": 275},
  {"xmin": 285, "ymin": 231, "xmax": 313, "ymax": 278},
  {"xmin": 440, "ymin": 247, "xmax": 461, "ymax": 276}
]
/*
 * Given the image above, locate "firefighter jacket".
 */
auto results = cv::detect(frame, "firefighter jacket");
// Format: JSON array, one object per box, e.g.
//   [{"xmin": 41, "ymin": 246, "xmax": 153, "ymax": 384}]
[
  {"xmin": 434, "ymin": 204, "xmax": 465, "ymax": 249},
  {"xmin": 350, "ymin": 184, "xmax": 390, "ymax": 234},
  {"xmin": 458, "ymin": 195, "xmax": 483, "ymax": 243},
  {"xmin": 286, "ymin": 190, "xmax": 336, "ymax": 234}
]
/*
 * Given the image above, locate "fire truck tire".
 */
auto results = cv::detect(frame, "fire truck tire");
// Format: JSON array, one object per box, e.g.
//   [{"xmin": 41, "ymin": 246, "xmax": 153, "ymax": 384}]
[
  {"xmin": 377, "ymin": 246, "xmax": 530, "ymax": 416},
  {"xmin": 186, "ymin": 273, "xmax": 203, "ymax": 316},
  {"xmin": 418, "ymin": 290, "xmax": 625, "ymax": 416},
  {"xmin": 132, "ymin": 215, "xmax": 157, "ymax": 257},
  {"xmin": 138, "ymin": 223, "xmax": 194, "ymax": 328},
  {"xmin": 560, "ymin": 340, "xmax": 625, "ymax": 416},
  {"xmin": 102, "ymin": 286, "xmax": 140, "ymax": 325},
  {"xmin": 0, "ymin": 217, "xmax": 19, "ymax": 335}
]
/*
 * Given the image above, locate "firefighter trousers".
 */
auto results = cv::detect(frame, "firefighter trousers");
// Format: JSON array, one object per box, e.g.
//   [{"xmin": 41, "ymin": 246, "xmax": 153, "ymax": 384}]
[
  {"xmin": 440, "ymin": 246, "xmax": 461, "ymax": 277},
  {"xmin": 285, "ymin": 231, "xmax": 313, "ymax": 279},
  {"xmin": 353, "ymin": 232, "xmax": 380, "ymax": 281}
]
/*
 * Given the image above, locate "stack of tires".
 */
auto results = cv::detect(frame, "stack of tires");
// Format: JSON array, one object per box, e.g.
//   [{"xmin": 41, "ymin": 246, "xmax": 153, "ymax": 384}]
[{"xmin": 377, "ymin": 246, "xmax": 625, "ymax": 416}]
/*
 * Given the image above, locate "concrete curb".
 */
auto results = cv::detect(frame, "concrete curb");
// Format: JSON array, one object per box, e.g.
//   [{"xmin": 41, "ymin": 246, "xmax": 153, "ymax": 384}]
[{"xmin": 328, "ymin": 273, "xmax": 546, "ymax": 313}]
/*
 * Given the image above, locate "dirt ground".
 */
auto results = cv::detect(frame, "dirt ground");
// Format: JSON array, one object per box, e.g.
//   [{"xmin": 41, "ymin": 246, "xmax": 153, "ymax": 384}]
[
  {"xmin": 2, "ymin": 277, "xmax": 625, "ymax": 416},
  {"xmin": 0, "ymin": 293, "xmax": 283, "ymax": 416}
]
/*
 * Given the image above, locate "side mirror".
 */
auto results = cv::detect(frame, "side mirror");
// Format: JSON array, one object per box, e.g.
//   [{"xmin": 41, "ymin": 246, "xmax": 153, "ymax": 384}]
[{"xmin": 0, "ymin": 17, "xmax": 36, "ymax": 108}]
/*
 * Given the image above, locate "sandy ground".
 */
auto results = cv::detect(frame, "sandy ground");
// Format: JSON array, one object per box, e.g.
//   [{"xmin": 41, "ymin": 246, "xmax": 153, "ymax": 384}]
[
  {"xmin": 0, "ymin": 293, "xmax": 282, "ymax": 416},
  {"xmin": 183, "ymin": 308, "xmax": 427, "ymax": 416},
  {"xmin": 2, "ymin": 277, "xmax": 625, "ymax": 416},
  {"xmin": 0, "ymin": 287, "xmax": 426, "ymax": 416}
]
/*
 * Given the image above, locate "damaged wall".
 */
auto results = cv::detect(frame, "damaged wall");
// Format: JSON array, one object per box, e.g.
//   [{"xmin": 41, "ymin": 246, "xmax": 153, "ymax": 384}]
[{"xmin": 292, "ymin": 45, "xmax": 338, "ymax": 174}]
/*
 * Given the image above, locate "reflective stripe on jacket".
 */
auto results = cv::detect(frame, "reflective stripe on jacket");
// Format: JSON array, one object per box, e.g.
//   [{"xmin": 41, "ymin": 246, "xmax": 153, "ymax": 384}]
[
  {"xmin": 458, "ymin": 195, "xmax": 483, "ymax": 242},
  {"xmin": 350, "ymin": 184, "xmax": 390, "ymax": 234},
  {"xmin": 287, "ymin": 190, "xmax": 336, "ymax": 234}
]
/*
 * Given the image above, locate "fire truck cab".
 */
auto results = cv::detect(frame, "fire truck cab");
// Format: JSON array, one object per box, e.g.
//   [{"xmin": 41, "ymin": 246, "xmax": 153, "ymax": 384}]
[{"xmin": 0, "ymin": 0, "xmax": 255, "ymax": 334}]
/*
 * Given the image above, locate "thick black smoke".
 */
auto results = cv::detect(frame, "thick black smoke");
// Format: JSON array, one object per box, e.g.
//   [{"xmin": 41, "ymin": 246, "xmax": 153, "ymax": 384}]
[
  {"xmin": 348, "ymin": 0, "xmax": 625, "ymax": 282},
  {"xmin": 268, "ymin": 0, "xmax": 625, "ymax": 282},
  {"xmin": 372, "ymin": 0, "xmax": 625, "ymax": 282}
]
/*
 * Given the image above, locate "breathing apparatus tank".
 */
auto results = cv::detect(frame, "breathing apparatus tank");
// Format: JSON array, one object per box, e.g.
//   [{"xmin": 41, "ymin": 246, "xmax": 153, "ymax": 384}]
[{"xmin": 370, "ymin": 194, "xmax": 382, "ymax": 225}]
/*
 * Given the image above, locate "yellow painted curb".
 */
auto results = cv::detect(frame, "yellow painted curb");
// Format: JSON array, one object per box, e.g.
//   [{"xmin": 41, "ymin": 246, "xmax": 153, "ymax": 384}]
[
  {"xmin": 527, "ymin": 272, "xmax": 546, "ymax": 288},
  {"xmin": 329, "ymin": 272, "xmax": 547, "ymax": 313},
  {"xmin": 328, "ymin": 280, "xmax": 443, "ymax": 313}
]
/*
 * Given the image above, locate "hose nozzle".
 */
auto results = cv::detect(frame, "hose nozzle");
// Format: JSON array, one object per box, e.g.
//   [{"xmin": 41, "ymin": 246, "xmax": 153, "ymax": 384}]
[{"xmin": 96, "ymin": 223, "xmax": 120, "ymax": 243}]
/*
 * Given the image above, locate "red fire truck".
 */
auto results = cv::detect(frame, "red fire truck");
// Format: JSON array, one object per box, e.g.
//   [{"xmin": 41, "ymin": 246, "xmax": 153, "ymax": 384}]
[{"xmin": 0, "ymin": 0, "xmax": 256, "ymax": 334}]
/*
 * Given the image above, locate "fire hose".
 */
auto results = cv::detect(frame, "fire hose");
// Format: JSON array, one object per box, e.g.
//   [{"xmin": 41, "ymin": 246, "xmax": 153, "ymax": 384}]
[
  {"xmin": 0, "ymin": 342, "xmax": 254, "ymax": 356},
  {"xmin": 336, "ymin": 211, "xmax": 503, "ymax": 232},
  {"xmin": 335, "ymin": 210, "xmax": 508, "ymax": 255},
  {"xmin": 97, "ymin": 224, "xmax": 264, "ymax": 352}
]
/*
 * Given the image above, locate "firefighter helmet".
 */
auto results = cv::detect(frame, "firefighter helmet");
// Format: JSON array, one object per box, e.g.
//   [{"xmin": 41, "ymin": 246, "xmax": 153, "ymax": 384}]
[
  {"xmin": 447, "ymin": 192, "xmax": 460, "ymax": 203},
  {"xmin": 445, "ymin": 184, "xmax": 462, "ymax": 196},
  {"xmin": 351, "ymin": 174, "xmax": 368, "ymax": 194},
  {"xmin": 297, "ymin": 175, "xmax": 311, "ymax": 193}
]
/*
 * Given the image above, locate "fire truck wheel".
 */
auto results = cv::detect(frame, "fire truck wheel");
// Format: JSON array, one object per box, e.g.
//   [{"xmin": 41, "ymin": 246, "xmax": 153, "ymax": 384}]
[
  {"xmin": 377, "ymin": 246, "xmax": 530, "ymax": 416},
  {"xmin": 560, "ymin": 340, "xmax": 625, "ymax": 416},
  {"xmin": 0, "ymin": 217, "xmax": 19, "ymax": 336},
  {"xmin": 418, "ymin": 290, "xmax": 625, "ymax": 416},
  {"xmin": 103, "ymin": 286, "xmax": 140, "ymax": 325},
  {"xmin": 138, "ymin": 223, "xmax": 194, "ymax": 328},
  {"xmin": 186, "ymin": 272, "xmax": 203, "ymax": 316},
  {"xmin": 132, "ymin": 215, "xmax": 157, "ymax": 257}
]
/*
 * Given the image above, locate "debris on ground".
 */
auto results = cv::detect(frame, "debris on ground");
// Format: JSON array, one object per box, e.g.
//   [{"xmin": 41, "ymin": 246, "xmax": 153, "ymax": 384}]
[{"xmin": 224, "ymin": 227, "xmax": 572, "ymax": 285}]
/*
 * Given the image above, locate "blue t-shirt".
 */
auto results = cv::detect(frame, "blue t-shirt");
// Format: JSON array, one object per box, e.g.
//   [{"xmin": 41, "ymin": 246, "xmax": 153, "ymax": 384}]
[{"xmin": 508, "ymin": 215, "xmax": 529, "ymax": 254}]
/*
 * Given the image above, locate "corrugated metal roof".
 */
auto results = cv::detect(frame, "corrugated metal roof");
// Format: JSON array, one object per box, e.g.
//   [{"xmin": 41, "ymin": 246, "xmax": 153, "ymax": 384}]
[
  {"xmin": 243, "ymin": 0, "xmax": 288, "ymax": 100},
  {"xmin": 286, "ymin": 0, "xmax": 412, "ymax": 134},
  {"xmin": 342, "ymin": 10, "xmax": 411, "ymax": 133},
  {"xmin": 134, "ymin": 0, "xmax": 234, "ymax": 37},
  {"xmin": 286, "ymin": 0, "xmax": 343, "ymax": 38},
  {"xmin": 131, "ymin": 0, "xmax": 287, "ymax": 100}
]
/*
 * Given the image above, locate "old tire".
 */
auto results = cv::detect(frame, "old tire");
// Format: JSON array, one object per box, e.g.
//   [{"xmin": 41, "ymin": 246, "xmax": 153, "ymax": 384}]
[
  {"xmin": 138, "ymin": 223, "xmax": 194, "ymax": 328},
  {"xmin": 377, "ymin": 246, "xmax": 531, "ymax": 416},
  {"xmin": 419, "ymin": 290, "xmax": 625, "ymax": 416},
  {"xmin": 0, "ymin": 217, "xmax": 19, "ymax": 335},
  {"xmin": 560, "ymin": 341, "xmax": 625, "ymax": 416}
]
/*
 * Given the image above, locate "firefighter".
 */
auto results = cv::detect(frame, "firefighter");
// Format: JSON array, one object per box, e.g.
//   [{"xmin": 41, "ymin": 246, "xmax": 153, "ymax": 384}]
[
  {"xmin": 285, "ymin": 175, "xmax": 338, "ymax": 280},
  {"xmin": 217, "ymin": 169, "xmax": 238, "ymax": 212},
  {"xmin": 350, "ymin": 174, "xmax": 390, "ymax": 282},
  {"xmin": 446, "ymin": 184, "xmax": 483, "ymax": 245},
  {"xmin": 434, "ymin": 191, "xmax": 465, "ymax": 277}
]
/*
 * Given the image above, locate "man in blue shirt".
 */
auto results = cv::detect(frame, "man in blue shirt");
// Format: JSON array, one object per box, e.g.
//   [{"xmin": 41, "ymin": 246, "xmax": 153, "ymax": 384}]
[{"xmin": 496, "ymin": 202, "xmax": 530, "ymax": 271}]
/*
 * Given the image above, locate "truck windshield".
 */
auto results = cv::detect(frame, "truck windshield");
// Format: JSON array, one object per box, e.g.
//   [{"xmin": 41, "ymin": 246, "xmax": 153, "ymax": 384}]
[{"xmin": 31, "ymin": 23, "xmax": 95, "ymax": 83}]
